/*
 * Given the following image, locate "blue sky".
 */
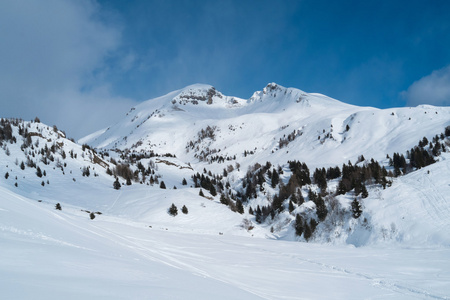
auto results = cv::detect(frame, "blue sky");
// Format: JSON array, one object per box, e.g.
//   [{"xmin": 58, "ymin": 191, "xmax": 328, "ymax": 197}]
[{"xmin": 1, "ymin": 0, "xmax": 450, "ymax": 138}]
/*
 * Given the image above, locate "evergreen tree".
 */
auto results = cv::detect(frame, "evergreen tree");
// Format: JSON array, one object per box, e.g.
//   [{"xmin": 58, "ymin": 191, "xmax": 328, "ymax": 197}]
[
  {"xmin": 181, "ymin": 205, "xmax": 188, "ymax": 214},
  {"xmin": 82, "ymin": 166, "xmax": 90, "ymax": 177},
  {"xmin": 361, "ymin": 184, "xmax": 369, "ymax": 198},
  {"xmin": 182, "ymin": 178, "xmax": 187, "ymax": 185},
  {"xmin": 55, "ymin": 203, "xmax": 62, "ymax": 210},
  {"xmin": 336, "ymin": 180, "xmax": 347, "ymax": 195},
  {"xmin": 113, "ymin": 178, "xmax": 121, "ymax": 190},
  {"xmin": 199, "ymin": 189, "xmax": 205, "ymax": 197},
  {"xmin": 160, "ymin": 181, "xmax": 166, "ymax": 189},
  {"xmin": 90, "ymin": 212, "xmax": 96, "ymax": 220},
  {"xmin": 288, "ymin": 200, "xmax": 295, "ymax": 213},
  {"xmin": 126, "ymin": 178, "xmax": 132, "ymax": 185},
  {"xmin": 294, "ymin": 214, "xmax": 304, "ymax": 236},
  {"xmin": 351, "ymin": 198, "xmax": 362, "ymax": 219},
  {"xmin": 314, "ymin": 195, "xmax": 328, "ymax": 222},
  {"xmin": 236, "ymin": 199, "xmax": 244, "ymax": 214},
  {"xmin": 248, "ymin": 206, "xmax": 254, "ymax": 215},
  {"xmin": 313, "ymin": 168, "xmax": 327, "ymax": 191},
  {"xmin": 168, "ymin": 203, "xmax": 178, "ymax": 216},
  {"xmin": 209, "ymin": 184, "xmax": 217, "ymax": 196},
  {"xmin": 5, "ymin": 172, "xmax": 9, "ymax": 179},
  {"xmin": 310, "ymin": 219, "xmax": 318, "ymax": 234},
  {"xmin": 271, "ymin": 168, "xmax": 279, "ymax": 188},
  {"xmin": 20, "ymin": 161, "xmax": 25, "ymax": 170},
  {"xmin": 303, "ymin": 223, "xmax": 312, "ymax": 240},
  {"xmin": 272, "ymin": 194, "xmax": 284, "ymax": 213},
  {"xmin": 255, "ymin": 205, "xmax": 262, "ymax": 223},
  {"xmin": 220, "ymin": 194, "xmax": 229, "ymax": 205},
  {"xmin": 35, "ymin": 166, "xmax": 42, "ymax": 177}
]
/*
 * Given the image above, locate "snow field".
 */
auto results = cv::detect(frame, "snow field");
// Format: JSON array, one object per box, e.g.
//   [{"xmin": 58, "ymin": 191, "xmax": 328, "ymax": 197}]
[{"xmin": 1, "ymin": 185, "xmax": 450, "ymax": 299}]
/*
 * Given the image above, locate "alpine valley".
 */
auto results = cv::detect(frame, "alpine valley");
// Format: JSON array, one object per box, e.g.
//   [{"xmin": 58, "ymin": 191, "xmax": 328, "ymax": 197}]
[{"xmin": 1, "ymin": 83, "xmax": 450, "ymax": 299}]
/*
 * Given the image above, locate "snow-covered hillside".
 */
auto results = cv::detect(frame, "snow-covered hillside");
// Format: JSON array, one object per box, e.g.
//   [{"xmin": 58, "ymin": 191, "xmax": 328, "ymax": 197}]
[
  {"xmin": 2, "ymin": 184, "xmax": 450, "ymax": 299},
  {"xmin": 1, "ymin": 82, "xmax": 450, "ymax": 298},
  {"xmin": 77, "ymin": 83, "xmax": 450, "ymax": 247}
]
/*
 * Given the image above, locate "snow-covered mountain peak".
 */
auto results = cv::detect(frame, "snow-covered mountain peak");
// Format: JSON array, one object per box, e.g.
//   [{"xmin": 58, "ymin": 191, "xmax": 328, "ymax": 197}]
[
  {"xmin": 248, "ymin": 82, "xmax": 341, "ymax": 110},
  {"xmin": 173, "ymin": 84, "xmax": 221, "ymax": 105},
  {"xmin": 250, "ymin": 82, "xmax": 302, "ymax": 102}
]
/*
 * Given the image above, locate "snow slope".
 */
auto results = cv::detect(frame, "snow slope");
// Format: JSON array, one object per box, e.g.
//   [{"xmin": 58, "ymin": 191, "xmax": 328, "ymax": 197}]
[{"xmin": 2, "ymin": 185, "xmax": 450, "ymax": 299}]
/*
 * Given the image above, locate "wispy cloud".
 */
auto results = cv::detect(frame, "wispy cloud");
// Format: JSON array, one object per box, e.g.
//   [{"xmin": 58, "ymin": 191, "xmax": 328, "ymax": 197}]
[
  {"xmin": 0, "ymin": 0, "xmax": 137, "ymax": 139},
  {"xmin": 402, "ymin": 65, "xmax": 450, "ymax": 107}
]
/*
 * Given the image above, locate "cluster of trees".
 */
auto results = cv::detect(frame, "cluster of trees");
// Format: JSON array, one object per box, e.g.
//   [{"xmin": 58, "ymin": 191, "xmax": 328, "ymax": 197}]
[
  {"xmin": 278, "ymin": 130, "xmax": 301, "ymax": 149},
  {"xmin": 192, "ymin": 172, "xmax": 219, "ymax": 196},
  {"xmin": 219, "ymin": 194, "xmax": 244, "ymax": 214},
  {"xmin": 390, "ymin": 131, "xmax": 449, "ymax": 176},
  {"xmin": 294, "ymin": 214, "xmax": 318, "ymax": 240},
  {"xmin": 0, "ymin": 118, "xmax": 19, "ymax": 144},
  {"xmin": 336, "ymin": 159, "xmax": 387, "ymax": 196},
  {"xmin": 168, "ymin": 203, "xmax": 188, "ymax": 216}
]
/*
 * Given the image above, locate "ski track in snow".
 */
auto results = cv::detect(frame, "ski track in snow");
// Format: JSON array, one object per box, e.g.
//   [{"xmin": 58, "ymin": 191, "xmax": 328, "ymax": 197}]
[
  {"xmin": 62, "ymin": 218, "xmax": 272, "ymax": 299},
  {"xmin": 206, "ymin": 237, "xmax": 450, "ymax": 300}
]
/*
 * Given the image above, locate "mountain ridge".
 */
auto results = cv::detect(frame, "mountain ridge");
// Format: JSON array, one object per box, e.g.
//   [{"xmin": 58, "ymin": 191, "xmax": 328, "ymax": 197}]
[{"xmin": 80, "ymin": 83, "xmax": 450, "ymax": 173}]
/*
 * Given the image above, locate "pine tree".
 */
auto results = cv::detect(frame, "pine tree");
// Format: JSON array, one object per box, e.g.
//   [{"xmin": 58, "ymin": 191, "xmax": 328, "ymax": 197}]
[
  {"xmin": 209, "ymin": 184, "xmax": 217, "ymax": 196},
  {"xmin": 351, "ymin": 198, "xmax": 362, "ymax": 219},
  {"xmin": 160, "ymin": 181, "xmax": 166, "ymax": 189},
  {"xmin": 272, "ymin": 194, "xmax": 284, "ymax": 213},
  {"xmin": 168, "ymin": 203, "xmax": 178, "ymax": 216},
  {"xmin": 314, "ymin": 195, "xmax": 328, "ymax": 222},
  {"xmin": 55, "ymin": 203, "xmax": 62, "ymax": 210},
  {"xmin": 90, "ymin": 212, "xmax": 96, "ymax": 220},
  {"xmin": 288, "ymin": 200, "xmax": 295, "ymax": 213},
  {"xmin": 236, "ymin": 199, "xmax": 244, "ymax": 214},
  {"xmin": 199, "ymin": 189, "xmax": 204, "ymax": 197},
  {"xmin": 20, "ymin": 161, "xmax": 25, "ymax": 170},
  {"xmin": 36, "ymin": 166, "xmax": 42, "ymax": 178},
  {"xmin": 336, "ymin": 180, "xmax": 347, "ymax": 195},
  {"xmin": 220, "ymin": 194, "xmax": 229, "ymax": 205},
  {"xmin": 303, "ymin": 223, "xmax": 312, "ymax": 240},
  {"xmin": 255, "ymin": 205, "xmax": 262, "ymax": 223},
  {"xmin": 361, "ymin": 184, "xmax": 369, "ymax": 198},
  {"xmin": 294, "ymin": 214, "xmax": 304, "ymax": 236},
  {"xmin": 271, "ymin": 169, "xmax": 279, "ymax": 188},
  {"xmin": 181, "ymin": 205, "xmax": 188, "ymax": 214},
  {"xmin": 126, "ymin": 178, "xmax": 132, "ymax": 185},
  {"xmin": 113, "ymin": 178, "xmax": 121, "ymax": 190},
  {"xmin": 5, "ymin": 172, "xmax": 9, "ymax": 179},
  {"xmin": 310, "ymin": 219, "xmax": 318, "ymax": 235},
  {"xmin": 182, "ymin": 178, "xmax": 187, "ymax": 185}
]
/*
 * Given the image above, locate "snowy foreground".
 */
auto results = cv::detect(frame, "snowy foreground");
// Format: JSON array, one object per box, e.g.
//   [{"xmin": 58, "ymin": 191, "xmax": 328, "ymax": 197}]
[{"xmin": 1, "ymin": 184, "xmax": 449, "ymax": 300}]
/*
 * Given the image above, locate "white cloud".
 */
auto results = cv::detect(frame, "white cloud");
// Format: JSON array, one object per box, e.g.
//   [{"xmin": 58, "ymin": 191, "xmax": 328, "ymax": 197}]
[
  {"xmin": 0, "ymin": 0, "xmax": 136, "ymax": 139},
  {"xmin": 402, "ymin": 65, "xmax": 450, "ymax": 107}
]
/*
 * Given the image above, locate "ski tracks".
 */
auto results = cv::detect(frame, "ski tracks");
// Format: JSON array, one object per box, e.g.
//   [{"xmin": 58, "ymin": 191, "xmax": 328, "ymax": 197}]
[{"xmin": 210, "ymin": 237, "xmax": 449, "ymax": 300}]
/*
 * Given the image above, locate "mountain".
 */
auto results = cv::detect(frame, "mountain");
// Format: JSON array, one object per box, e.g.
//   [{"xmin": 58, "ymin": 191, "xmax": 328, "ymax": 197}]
[
  {"xmin": 81, "ymin": 83, "xmax": 450, "ymax": 173},
  {"xmin": 1, "ymin": 84, "xmax": 450, "ymax": 298}
]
